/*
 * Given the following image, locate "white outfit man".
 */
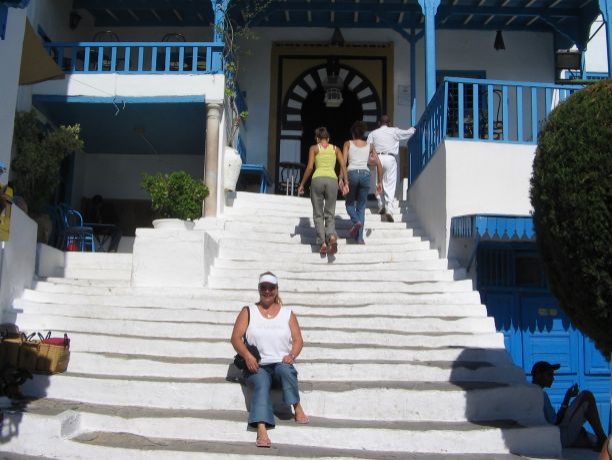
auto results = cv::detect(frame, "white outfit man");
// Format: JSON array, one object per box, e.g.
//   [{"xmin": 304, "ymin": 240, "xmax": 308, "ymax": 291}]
[{"xmin": 367, "ymin": 116, "xmax": 416, "ymax": 221}]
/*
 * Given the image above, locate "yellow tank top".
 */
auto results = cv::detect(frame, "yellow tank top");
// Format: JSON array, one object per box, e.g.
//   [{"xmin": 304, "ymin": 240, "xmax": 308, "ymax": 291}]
[{"xmin": 312, "ymin": 144, "xmax": 337, "ymax": 179}]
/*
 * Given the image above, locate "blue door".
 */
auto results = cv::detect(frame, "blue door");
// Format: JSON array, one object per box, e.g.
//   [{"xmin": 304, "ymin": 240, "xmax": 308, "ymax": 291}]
[{"xmin": 478, "ymin": 244, "xmax": 611, "ymax": 432}]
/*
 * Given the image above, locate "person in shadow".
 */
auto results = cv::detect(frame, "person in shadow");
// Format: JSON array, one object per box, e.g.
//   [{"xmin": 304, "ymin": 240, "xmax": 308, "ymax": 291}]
[
  {"xmin": 297, "ymin": 127, "xmax": 348, "ymax": 255},
  {"xmin": 532, "ymin": 361, "xmax": 608, "ymax": 451},
  {"xmin": 90, "ymin": 194, "xmax": 122, "ymax": 252},
  {"xmin": 230, "ymin": 272, "xmax": 309, "ymax": 448}
]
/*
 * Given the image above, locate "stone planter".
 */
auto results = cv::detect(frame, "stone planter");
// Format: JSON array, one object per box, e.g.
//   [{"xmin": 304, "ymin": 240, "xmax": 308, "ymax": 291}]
[{"xmin": 152, "ymin": 219, "xmax": 195, "ymax": 230}]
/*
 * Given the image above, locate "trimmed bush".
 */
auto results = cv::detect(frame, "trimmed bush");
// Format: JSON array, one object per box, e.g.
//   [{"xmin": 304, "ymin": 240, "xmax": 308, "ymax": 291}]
[
  {"xmin": 141, "ymin": 171, "xmax": 209, "ymax": 221},
  {"xmin": 530, "ymin": 79, "xmax": 612, "ymax": 356},
  {"xmin": 12, "ymin": 111, "xmax": 83, "ymax": 215}
]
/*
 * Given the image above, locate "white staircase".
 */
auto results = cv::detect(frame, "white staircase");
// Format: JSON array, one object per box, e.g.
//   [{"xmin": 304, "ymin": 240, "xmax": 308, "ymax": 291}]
[{"xmin": 0, "ymin": 192, "xmax": 561, "ymax": 459}]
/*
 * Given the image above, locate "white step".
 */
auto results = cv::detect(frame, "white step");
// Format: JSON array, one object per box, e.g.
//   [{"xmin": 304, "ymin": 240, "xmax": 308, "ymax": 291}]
[
  {"xmin": 12, "ymin": 313, "xmax": 497, "ymax": 339},
  {"xmin": 14, "ymin": 298, "xmax": 489, "ymax": 319},
  {"xmin": 20, "ymin": 287, "xmax": 483, "ymax": 306},
  {"xmin": 223, "ymin": 220, "xmax": 421, "ymax": 238},
  {"xmin": 212, "ymin": 257, "xmax": 453, "ymax": 271},
  {"xmin": 67, "ymin": 352, "xmax": 525, "ymax": 383},
  {"xmin": 208, "ymin": 275, "xmax": 474, "ymax": 294},
  {"xmin": 21, "ymin": 375, "xmax": 547, "ymax": 425},
  {"xmin": 29, "ymin": 332, "xmax": 509, "ymax": 362},
  {"xmin": 1, "ymin": 406, "xmax": 561, "ymax": 459},
  {"xmin": 3, "ymin": 191, "xmax": 557, "ymax": 459}
]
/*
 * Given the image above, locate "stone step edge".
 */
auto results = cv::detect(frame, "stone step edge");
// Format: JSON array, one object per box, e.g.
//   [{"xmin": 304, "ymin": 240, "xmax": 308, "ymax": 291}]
[
  {"xmin": 69, "ymin": 351, "xmax": 509, "ymax": 368},
  {"xmin": 38, "ymin": 373, "xmax": 521, "ymax": 392},
  {"xmin": 18, "ymin": 398, "xmax": 527, "ymax": 431},
  {"xmin": 68, "ymin": 430, "xmax": 544, "ymax": 459},
  {"xmin": 9, "ymin": 401, "xmax": 555, "ymax": 457},
  {"xmin": 22, "ymin": 331, "xmax": 507, "ymax": 352},
  {"xmin": 9, "ymin": 400, "xmax": 554, "ymax": 458},
  {"xmin": 12, "ymin": 302, "xmax": 488, "ymax": 319}
]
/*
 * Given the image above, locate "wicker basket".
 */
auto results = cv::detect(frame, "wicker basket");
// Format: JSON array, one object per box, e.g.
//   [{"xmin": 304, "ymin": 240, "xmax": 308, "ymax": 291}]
[{"xmin": 0, "ymin": 333, "xmax": 70, "ymax": 374}]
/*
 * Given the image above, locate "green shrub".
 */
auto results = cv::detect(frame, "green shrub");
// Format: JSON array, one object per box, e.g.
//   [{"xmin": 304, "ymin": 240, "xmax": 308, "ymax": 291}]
[
  {"xmin": 12, "ymin": 111, "xmax": 83, "ymax": 214},
  {"xmin": 141, "ymin": 171, "xmax": 209, "ymax": 221},
  {"xmin": 530, "ymin": 79, "xmax": 612, "ymax": 356}
]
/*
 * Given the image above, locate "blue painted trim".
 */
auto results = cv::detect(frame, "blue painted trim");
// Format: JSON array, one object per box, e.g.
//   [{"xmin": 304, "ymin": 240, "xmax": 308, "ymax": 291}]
[
  {"xmin": 418, "ymin": 0, "xmax": 440, "ymax": 103},
  {"xmin": 213, "ymin": 0, "xmax": 229, "ymax": 42},
  {"xmin": 410, "ymin": 26, "xmax": 417, "ymax": 126},
  {"xmin": 599, "ymin": 0, "xmax": 612, "ymax": 76},
  {"xmin": 236, "ymin": 135, "xmax": 247, "ymax": 163},
  {"xmin": 0, "ymin": 5, "xmax": 7, "ymax": 40},
  {"xmin": 240, "ymin": 163, "xmax": 273, "ymax": 194},
  {"xmin": 44, "ymin": 41, "xmax": 224, "ymax": 74},
  {"xmin": 451, "ymin": 214, "xmax": 536, "ymax": 241},
  {"xmin": 1, "ymin": 0, "xmax": 29, "ymax": 7},
  {"xmin": 32, "ymin": 95, "xmax": 207, "ymax": 104},
  {"xmin": 408, "ymin": 76, "xmax": 586, "ymax": 185}
]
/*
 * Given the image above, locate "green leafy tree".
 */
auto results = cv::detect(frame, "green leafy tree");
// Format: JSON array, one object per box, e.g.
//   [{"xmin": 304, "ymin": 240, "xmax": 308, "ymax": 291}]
[
  {"xmin": 530, "ymin": 79, "xmax": 612, "ymax": 356},
  {"xmin": 141, "ymin": 171, "xmax": 209, "ymax": 221},
  {"xmin": 11, "ymin": 111, "xmax": 83, "ymax": 215}
]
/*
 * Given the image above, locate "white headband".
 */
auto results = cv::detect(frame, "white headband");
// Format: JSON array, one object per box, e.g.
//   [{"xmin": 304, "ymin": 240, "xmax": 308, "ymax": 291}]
[{"xmin": 259, "ymin": 274, "xmax": 278, "ymax": 285}]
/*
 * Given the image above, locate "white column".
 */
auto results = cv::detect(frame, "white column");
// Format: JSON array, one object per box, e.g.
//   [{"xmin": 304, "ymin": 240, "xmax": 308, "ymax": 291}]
[{"xmin": 204, "ymin": 102, "xmax": 223, "ymax": 217}]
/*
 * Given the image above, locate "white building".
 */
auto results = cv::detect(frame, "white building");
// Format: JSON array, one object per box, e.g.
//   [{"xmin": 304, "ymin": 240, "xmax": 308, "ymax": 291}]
[{"xmin": 0, "ymin": 0, "xmax": 610, "ymax": 443}]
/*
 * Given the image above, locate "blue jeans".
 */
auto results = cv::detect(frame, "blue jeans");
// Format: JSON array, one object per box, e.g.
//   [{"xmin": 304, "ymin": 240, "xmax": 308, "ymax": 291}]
[
  {"xmin": 345, "ymin": 169, "xmax": 370, "ymax": 241},
  {"xmin": 245, "ymin": 363, "xmax": 300, "ymax": 427}
]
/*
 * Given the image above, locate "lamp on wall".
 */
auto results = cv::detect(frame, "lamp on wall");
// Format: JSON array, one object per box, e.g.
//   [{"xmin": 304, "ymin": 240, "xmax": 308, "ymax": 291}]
[
  {"xmin": 69, "ymin": 11, "xmax": 82, "ymax": 30},
  {"xmin": 323, "ymin": 56, "xmax": 344, "ymax": 108},
  {"xmin": 494, "ymin": 30, "xmax": 505, "ymax": 51}
]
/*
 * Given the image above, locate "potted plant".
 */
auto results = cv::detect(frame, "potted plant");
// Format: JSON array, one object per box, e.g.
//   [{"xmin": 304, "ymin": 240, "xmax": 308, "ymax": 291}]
[{"xmin": 140, "ymin": 171, "xmax": 209, "ymax": 228}]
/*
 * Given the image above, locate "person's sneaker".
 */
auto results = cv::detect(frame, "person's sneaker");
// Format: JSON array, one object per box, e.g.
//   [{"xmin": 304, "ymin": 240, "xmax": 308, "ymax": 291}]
[
  {"xmin": 384, "ymin": 213, "xmax": 394, "ymax": 223},
  {"xmin": 356, "ymin": 239, "xmax": 366, "ymax": 245},
  {"xmin": 349, "ymin": 222, "xmax": 362, "ymax": 240}
]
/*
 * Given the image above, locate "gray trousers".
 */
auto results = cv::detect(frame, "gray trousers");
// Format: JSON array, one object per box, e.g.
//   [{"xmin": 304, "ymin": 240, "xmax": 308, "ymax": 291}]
[{"xmin": 310, "ymin": 176, "xmax": 338, "ymax": 245}]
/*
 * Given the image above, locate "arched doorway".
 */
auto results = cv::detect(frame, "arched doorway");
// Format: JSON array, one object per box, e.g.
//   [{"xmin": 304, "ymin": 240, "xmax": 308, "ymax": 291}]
[
  {"xmin": 300, "ymin": 86, "xmax": 363, "ymax": 163},
  {"xmin": 277, "ymin": 63, "xmax": 382, "ymax": 193}
]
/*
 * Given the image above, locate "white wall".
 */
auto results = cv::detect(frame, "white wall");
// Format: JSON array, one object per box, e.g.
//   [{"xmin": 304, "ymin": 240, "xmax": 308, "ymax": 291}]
[
  {"xmin": 407, "ymin": 143, "xmax": 448, "ymax": 257},
  {"xmin": 0, "ymin": 206, "xmax": 37, "ymax": 316},
  {"xmin": 0, "ymin": 7, "xmax": 26, "ymax": 176},
  {"xmin": 408, "ymin": 140, "xmax": 535, "ymax": 259},
  {"xmin": 584, "ymin": 16, "xmax": 609, "ymax": 73},
  {"xmin": 31, "ymin": 74, "xmax": 226, "ymax": 101},
  {"xmin": 79, "ymin": 153, "xmax": 203, "ymax": 200},
  {"xmin": 238, "ymin": 28, "xmax": 555, "ymax": 167}
]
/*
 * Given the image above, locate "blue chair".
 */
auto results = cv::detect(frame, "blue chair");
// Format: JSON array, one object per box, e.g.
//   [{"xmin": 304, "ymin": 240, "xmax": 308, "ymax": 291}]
[{"xmin": 59, "ymin": 204, "xmax": 96, "ymax": 252}]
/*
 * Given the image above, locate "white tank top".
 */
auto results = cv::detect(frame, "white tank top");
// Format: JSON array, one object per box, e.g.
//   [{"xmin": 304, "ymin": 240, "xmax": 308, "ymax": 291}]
[
  {"xmin": 347, "ymin": 141, "xmax": 370, "ymax": 171},
  {"xmin": 245, "ymin": 304, "xmax": 292, "ymax": 365}
]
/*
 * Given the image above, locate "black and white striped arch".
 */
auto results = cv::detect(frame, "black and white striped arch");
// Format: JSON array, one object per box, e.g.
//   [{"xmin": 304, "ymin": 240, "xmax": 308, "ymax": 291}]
[{"xmin": 280, "ymin": 63, "xmax": 381, "ymax": 139}]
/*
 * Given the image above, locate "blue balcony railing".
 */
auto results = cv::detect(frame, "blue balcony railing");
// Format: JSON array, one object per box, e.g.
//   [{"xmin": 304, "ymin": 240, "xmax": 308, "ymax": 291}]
[
  {"xmin": 44, "ymin": 41, "xmax": 224, "ymax": 74},
  {"xmin": 408, "ymin": 77, "xmax": 585, "ymax": 184}
]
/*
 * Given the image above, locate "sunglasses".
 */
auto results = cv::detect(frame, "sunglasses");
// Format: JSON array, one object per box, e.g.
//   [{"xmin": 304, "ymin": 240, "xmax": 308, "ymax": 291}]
[{"xmin": 258, "ymin": 283, "xmax": 277, "ymax": 291}]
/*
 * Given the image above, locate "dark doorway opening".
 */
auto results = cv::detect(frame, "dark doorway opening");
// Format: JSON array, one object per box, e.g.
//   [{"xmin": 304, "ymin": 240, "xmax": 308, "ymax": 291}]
[{"xmin": 300, "ymin": 88, "xmax": 363, "ymax": 166}]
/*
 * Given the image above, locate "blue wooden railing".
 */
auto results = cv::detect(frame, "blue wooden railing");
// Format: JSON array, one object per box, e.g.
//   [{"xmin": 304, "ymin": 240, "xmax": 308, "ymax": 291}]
[
  {"xmin": 408, "ymin": 77, "xmax": 585, "ymax": 184},
  {"xmin": 44, "ymin": 41, "xmax": 224, "ymax": 74}
]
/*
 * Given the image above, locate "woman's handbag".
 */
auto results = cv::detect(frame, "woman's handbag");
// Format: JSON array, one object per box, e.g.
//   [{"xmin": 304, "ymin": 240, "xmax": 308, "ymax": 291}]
[
  {"xmin": 367, "ymin": 147, "xmax": 379, "ymax": 166},
  {"xmin": 233, "ymin": 306, "xmax": 261, "ymax": 370}
]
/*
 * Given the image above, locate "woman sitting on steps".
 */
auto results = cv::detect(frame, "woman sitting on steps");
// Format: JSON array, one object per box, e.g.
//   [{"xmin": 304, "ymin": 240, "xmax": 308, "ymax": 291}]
[{"xmin": 230, "ymin": 271, "xmax": 309, "ymax": 448}]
